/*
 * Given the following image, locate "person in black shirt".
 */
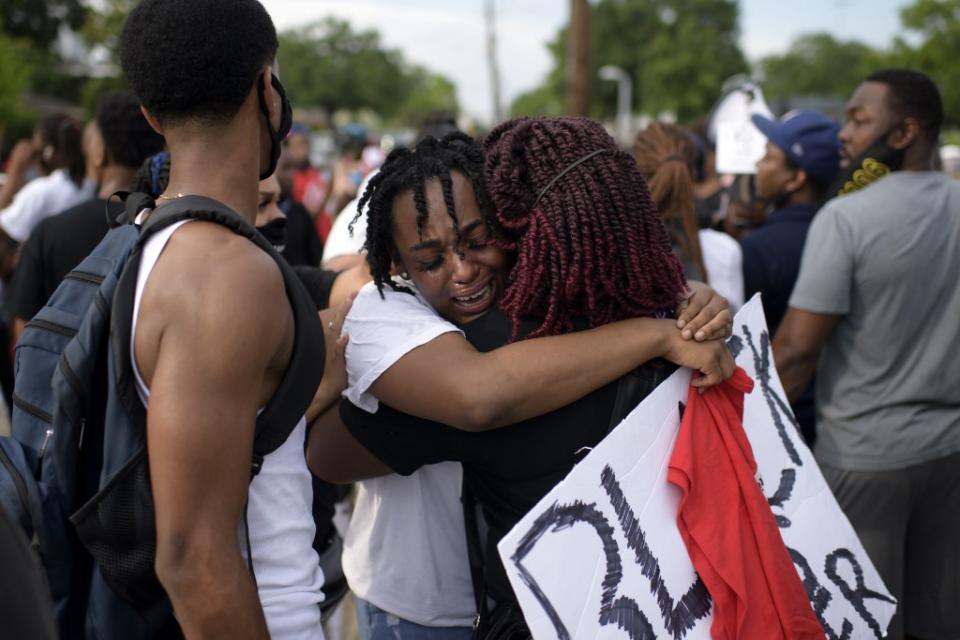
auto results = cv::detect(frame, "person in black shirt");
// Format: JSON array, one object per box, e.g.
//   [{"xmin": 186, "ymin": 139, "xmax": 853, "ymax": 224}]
[
  {"xmin": 308, "ymin": 124, "xmax": 735, "ymax": 631},
  {"xmin": 279, "ymin": 197, "xmax": 324, "ymax": 267},
  {"xmin": 7, "ymin": 91, "xmax": 164, "ymax": 338}
]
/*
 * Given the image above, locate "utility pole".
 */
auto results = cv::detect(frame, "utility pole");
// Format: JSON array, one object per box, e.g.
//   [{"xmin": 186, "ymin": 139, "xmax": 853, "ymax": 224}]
[
  {"xmin": 565, "ymin": 0, "xmax": 590, "ymax": 117},
  {"xmin": 484, "ymin": 0, "xmax": 504, "ymax": 124}
]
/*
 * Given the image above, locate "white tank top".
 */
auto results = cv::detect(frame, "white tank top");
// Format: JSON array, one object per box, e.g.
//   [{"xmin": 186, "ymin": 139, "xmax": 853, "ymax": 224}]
[{"xmin": 130, "ymin": 219, "xmax": 325, "ymax": 639}]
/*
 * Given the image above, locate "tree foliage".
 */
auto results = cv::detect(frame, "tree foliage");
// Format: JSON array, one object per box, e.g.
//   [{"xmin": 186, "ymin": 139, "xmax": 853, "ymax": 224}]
[
  {"xmin": 0, "ymin": 29, "xmax": 32, "ymax": 133},
  {"xmin": 758, "ymin": 34, "xmax": 885, "ymax": 103},
  {"xmin": 511, "ymin": 0, "xmax": 748, "ymax": 122},
  {"xmin": 393, "ymin": 66, "xmax": 458, "ymax": 126},
  {"xmin": 0, "ymin": 0, "xmax": 86, "ymax": 48},
  {"xmin": 81, "ymin": 0, "xmax": 135, "ymax": 61},
  {"xmin": 891, "ymin": 0, "xmax": 960, "ymax": 125},
  {"xmin": 279, "ymin": 18, "xmax": 458, "ymax": 126}
]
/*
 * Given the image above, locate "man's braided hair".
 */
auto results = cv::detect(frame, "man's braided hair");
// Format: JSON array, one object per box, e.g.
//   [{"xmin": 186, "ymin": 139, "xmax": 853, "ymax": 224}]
[
  {"xmin": 354, "ymin": 132, "xmax": 487, "ymax": 296},
  {"xmin": 483, "ymin": 117, "xmax": 686, "ymax": 339}
]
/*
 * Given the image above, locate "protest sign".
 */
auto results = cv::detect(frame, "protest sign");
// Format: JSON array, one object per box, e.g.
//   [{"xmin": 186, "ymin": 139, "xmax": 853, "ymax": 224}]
[
  {"xmin": 498, "ymin": 296, "xmax": 896, "ymax": 639},
  {"xmin": 715, "ymin": 120, "xmax": 768, "ymax": 175},
  {"xmin": 709, "ymin": 79, "xmax": 773, "ymax": 175}
]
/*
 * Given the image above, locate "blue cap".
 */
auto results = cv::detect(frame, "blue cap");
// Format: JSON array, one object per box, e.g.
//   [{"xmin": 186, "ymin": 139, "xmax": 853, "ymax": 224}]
[{"xmin": 751, "ymin": 110, "xmax": 841, "ymax": 186}]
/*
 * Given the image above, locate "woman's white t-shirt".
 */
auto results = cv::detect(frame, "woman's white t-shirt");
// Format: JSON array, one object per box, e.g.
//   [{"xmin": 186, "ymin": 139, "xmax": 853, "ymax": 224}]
[{"xmin": 341, "ymin": 280, "xmax": 476, "ymax": 627}]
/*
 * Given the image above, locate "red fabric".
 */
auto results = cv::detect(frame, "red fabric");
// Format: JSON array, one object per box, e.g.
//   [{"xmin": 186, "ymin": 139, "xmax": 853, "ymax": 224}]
[
  {"xmin": 667, "ymin": 368, "xmax": 823, "ymax": 640},
  {"xmin": 292, "ymin": 166, "xmax": 328, "ymax": 213},
  {"xmin": 314, "ymin": 211, "xmax": 332, "ymax": 245}
]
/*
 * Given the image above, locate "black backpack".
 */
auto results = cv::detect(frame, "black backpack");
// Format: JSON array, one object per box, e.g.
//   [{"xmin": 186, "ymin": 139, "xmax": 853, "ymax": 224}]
[{"xmin": 0, "ymin": 193, "xmax": 324, "ymax": 638}]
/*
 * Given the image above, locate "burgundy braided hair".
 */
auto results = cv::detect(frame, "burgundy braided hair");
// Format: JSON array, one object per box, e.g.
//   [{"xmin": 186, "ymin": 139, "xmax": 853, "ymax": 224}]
[{"xmin": 483, "ymin": 117, "xmax": 687, "ymax": 339}]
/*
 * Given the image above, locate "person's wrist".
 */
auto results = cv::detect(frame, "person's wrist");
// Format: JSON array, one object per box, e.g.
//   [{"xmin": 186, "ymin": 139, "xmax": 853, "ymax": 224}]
[
  {"xmin": 323, "ymin": 378, "xmax": 345, "ymax": 408},
  {"xmin": 652, "ymin": 319, "xmax": 677, "ymax": 360}
]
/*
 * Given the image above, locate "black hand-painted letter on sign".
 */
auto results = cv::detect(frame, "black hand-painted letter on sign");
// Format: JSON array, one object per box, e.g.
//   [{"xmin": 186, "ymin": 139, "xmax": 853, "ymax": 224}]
[{"xmin": 511, "ymin": 465, "xmax": 712, "ymax": 640}]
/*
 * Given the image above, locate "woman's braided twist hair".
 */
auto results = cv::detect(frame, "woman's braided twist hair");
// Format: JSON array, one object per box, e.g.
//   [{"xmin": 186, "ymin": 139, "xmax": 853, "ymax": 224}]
[{"xmin": 483, "ymin": 117, "xmax": 686, "ymax": 339}]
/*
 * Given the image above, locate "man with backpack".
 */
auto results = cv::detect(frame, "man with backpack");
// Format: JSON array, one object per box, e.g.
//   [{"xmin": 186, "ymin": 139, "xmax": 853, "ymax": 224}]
[
  {"xmin": 114, "ymin": 0, "xmax": 347, "ymax": 637},
  {"xmin": 0, "ymin": 2, "xmax": 344, "ymax": 636}
]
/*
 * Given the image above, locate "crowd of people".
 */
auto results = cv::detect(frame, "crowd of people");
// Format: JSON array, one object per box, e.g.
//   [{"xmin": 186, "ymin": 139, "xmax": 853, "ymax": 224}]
[{"xmin": 0, "ymin": 0, "xmax": 956, "ymax": 639}]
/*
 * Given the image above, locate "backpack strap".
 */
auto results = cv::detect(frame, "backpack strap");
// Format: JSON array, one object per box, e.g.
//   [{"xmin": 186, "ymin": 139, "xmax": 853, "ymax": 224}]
[
  {"xmin": 110, "ymin": 191, "xmax": 153, "ymax": 228},
  {"xmin": 109, "ymin": 193, "xmax": 325, "ymax": 465}
]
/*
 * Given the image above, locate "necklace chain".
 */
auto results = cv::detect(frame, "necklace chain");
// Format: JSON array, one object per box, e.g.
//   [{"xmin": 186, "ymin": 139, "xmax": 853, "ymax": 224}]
[{"xmin": 157, "ymin": 192, "xmax": 184, "ymax": 201}]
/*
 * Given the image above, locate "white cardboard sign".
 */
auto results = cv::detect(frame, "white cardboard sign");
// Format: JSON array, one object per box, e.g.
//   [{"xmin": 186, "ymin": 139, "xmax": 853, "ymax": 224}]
[
  {"xmin": 715, "ymin": 120, "xmax": 767, "ymax": 175},
  {"xmin": 498, "ymin": 296, "xmax": 896, "ymax": 639}
]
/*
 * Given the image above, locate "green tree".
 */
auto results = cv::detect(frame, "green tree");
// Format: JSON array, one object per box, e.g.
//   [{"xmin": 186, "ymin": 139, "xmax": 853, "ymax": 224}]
[
  {"xmin": 280, "ymin": 19, "xmax": 407, "ymax": 120},
  {"xmin": 0, "ymin": 29, "xmax": 33, "ymax": 137},
  {"xmin": 394, "ymin": 66, "xmax": 459, "ymax": 126},
  {"xmin": 279, "ymin": 19, "xmax": 457, "ymax": 126},
  {"xmin": 758, "ymin": 34, "xmax": 883, "ymax": 103},
  {"xmin": 891, "ymin": 0, "xmax": 960, "ymax": 125},
  {"xmin": 81, "ymin": 0, "xmax": 135, "ymax": 62},
  {"xmin": 0, "ymin": 0, "xmax": 86, "ymax": 48},
  {"xmin": 510, "ymin": 85, "xmax": 566, "ymax": 118},
  {"xmin": 511, "ymin": 0, "xmax": 748, "ymax": 122}
]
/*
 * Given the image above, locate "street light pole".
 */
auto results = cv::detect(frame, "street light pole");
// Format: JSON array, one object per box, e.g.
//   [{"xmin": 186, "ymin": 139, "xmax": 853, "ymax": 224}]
[{"xmin": 598, "ymin": 65, "xmax": 632, "ymax": 145}]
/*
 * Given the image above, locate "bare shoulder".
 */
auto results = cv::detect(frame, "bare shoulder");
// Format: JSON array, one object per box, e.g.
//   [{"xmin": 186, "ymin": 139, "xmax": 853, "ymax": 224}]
[
  {"xmin": 151, "ymin": 222, "xmax": 285, "ymax": 323},
  {"xmin": 136, "ymin": 221, "xmax": 292, "ymax": 387}
]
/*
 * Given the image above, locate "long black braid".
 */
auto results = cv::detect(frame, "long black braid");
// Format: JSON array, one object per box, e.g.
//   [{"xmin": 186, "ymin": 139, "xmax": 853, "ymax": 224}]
[{"xmin": 353, "ymin": 132, "xmax": 487, "ymax": 296}]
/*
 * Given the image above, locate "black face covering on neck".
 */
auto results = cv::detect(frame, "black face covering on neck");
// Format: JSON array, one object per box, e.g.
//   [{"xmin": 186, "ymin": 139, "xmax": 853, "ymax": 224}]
[
  {"xmin": 257, "ymin": 72, "xmax": 293, "ymax": 181},
  {"xmin": 257, "ymin": 216, "xmax": 287, "ymax": 253},
  {"xmin": 828, "ymin": 125, "xmax": 906, "ymax": 199}
]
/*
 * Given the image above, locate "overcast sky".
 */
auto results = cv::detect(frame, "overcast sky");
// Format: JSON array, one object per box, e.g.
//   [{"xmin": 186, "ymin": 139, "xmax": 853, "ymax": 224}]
[{"xmin": 260, "ymin": 0, "xmax": 909, "ymax": 124}]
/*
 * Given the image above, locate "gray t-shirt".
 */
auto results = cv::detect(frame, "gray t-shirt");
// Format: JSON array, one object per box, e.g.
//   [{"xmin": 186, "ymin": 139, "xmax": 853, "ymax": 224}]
[{"xmin": 790, "ymin": 171, "xmax": 960, "ymax": 472}]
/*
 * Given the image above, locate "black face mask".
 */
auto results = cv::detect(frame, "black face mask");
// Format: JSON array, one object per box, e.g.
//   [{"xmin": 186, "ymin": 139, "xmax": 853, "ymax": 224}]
[
  {"xmin": 257, "ymin": 216, "xmax": 287, "ymax": 253},
  {"xmin": 256, "ymin": 72, "xmax": 293, "ymax": 181},
  {"xmin": 828, "ymin": 126, "xmax": 905, "ymax": 199}
]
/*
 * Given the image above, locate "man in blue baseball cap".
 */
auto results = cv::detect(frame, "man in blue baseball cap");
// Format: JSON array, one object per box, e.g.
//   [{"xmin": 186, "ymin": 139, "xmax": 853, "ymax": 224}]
[{"xmin": 740, "ymin": 108, "xmax": 840, "ymax": 445}]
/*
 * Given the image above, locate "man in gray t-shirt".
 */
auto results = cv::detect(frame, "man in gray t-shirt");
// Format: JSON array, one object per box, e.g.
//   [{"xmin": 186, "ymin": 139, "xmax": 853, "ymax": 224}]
[{"xmin": 774, "ymin": 69, "xmax": 960, "ymax": 640}]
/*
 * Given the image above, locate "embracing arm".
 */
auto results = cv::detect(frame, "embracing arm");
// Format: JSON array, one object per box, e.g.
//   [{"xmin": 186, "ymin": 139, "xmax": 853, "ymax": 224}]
[
  {"xmin": 772, "ymin": 307, "xmax": 841, "ymax": 403},
  {"xmin": 307, "ymin": 294, "xmax": 390, "ymax": 483},
  {"xmin": 307, "ymin": 402, "xmax": 391, "ymax": 483},
  {"xmin": 145, "ymin": 254, "xmax": 285, "ymax": 639},
  {"xmin": 372, "ymin": 288, "xmax": 734, "ymax": 432}
]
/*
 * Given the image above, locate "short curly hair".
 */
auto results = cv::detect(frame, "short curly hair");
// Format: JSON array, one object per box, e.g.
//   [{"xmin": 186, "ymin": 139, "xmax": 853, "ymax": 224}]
[
  {"xmin": 96, "ymin": 91, "xmax": 165, "ymax": 169},
  {"xmin": 120, "ymin": 0, "xmax": 278, "ymax": 125}
]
